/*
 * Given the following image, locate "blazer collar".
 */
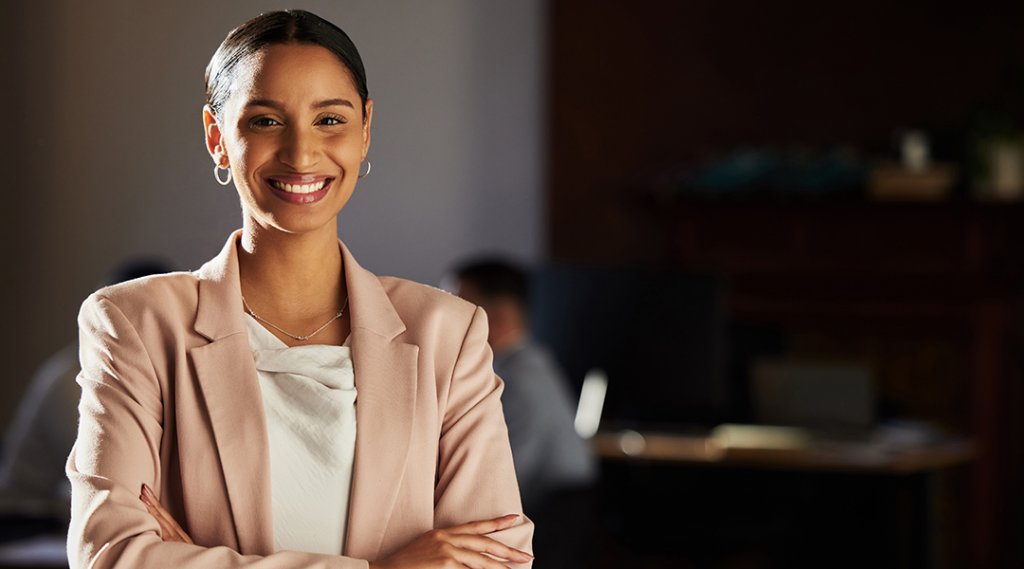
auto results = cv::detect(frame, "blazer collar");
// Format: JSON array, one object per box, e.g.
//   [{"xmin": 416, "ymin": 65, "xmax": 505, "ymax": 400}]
[{"xmin": 194, "ymin": 230, "xmax": 407, "ymax": 342}]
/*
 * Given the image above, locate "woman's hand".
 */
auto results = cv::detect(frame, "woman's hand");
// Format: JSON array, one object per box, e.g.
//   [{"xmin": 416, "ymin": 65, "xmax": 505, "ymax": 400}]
[
  {"xmin": 140, "ymin": 483, "xmax": 194, "ymax": 544},
  {"xmin": 369, "ymin": 514, "xmax": 532, "ymax": 569}
]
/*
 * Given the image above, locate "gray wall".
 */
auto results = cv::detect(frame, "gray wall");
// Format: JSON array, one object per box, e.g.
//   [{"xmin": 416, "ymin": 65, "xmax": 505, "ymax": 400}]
[{"xmin": 1, "ymin": 1, "xmax": 546, "ymax": 427}]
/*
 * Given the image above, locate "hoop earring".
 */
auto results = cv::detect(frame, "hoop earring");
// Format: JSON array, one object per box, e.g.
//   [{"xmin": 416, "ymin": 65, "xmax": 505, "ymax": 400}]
[
  {"xmin": 214, "ymin": 164, "xmax": 232, "ymax": 186},
  {"xmin": 358, "ymin": 159, "xmax": 372, "ymax": 179}
]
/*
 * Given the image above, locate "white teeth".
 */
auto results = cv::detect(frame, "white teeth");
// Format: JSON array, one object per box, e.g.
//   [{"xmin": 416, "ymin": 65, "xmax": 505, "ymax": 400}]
[{"xmin": 269, "ymin": 179, "xmax": 328, "ymax": 194}]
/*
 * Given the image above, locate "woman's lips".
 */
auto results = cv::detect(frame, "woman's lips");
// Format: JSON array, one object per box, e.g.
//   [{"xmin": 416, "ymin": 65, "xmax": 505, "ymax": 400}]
[{"xmin": 265, "ymin": 176, "xmax": 333, "ymax": 205}]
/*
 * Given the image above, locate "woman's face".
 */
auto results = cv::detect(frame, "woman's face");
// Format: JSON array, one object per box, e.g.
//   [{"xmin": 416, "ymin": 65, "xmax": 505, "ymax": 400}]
[{"xmin": 204, "ymin": 43, "xmax": 372, "ymax": 236}]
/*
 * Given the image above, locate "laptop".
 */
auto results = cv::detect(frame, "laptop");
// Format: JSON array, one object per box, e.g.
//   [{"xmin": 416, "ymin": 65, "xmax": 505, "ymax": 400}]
[{"xmin": 532, "ymin": 264, "xmax": 730, "ymax": 436}]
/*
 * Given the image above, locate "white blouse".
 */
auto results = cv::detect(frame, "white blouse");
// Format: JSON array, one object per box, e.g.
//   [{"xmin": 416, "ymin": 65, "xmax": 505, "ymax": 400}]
[{"xmin": 244, "ymin": 315, "xmax": 357, "ymax": 555}]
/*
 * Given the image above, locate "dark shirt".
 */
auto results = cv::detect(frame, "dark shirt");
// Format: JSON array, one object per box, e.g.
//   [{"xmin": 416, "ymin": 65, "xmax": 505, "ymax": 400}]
[{"xmin": 493, "ymin": 340, "xmax": 596, "ymax": 512}]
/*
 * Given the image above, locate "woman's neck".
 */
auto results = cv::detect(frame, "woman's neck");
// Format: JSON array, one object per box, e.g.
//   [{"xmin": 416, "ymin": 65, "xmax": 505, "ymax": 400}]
[{"xmin": 237, "ymin": 218, "xmax": 347, "ymax": 324}]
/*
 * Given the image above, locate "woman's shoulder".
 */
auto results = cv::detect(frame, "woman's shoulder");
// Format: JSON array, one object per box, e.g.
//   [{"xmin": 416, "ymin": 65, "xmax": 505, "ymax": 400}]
[
  {"xmin": 83, "ymin": 271, "xmax": 201, "ymax": 322},
  {"xmin": 376, "ymin": 275, "xmax": 480, "ymax": 329}
]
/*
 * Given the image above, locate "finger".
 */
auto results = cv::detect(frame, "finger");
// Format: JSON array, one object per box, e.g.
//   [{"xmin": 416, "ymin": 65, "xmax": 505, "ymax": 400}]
[
  {"xmin": 140, "ymin": 485, "xmax": 194, "ymax": 544},
  {"xmin": 449, "ymin": 547, "xmax": 517, "ymax": 569},
  {"xmin": 141, "ymin": 499, "xmax": 180, "ymax": 542},
  {"xmin": 141, "ymin": 497, "xmax": 181, "ymax": 541},
  {"xmin": 142, "ymin": 485, "xmax": 189, "ymax": 541},
  {"xmin": 447, "ymin": 534, "xmax": 533, "ymax": 563},
  {"xmin": 140, "ymin": 485, "xmax": 175, "ymax": 531},
  {"xmin": 152, "ymin": 500, "xmax": 193, "ymax": 544},
  {"xmin": 447, "ymin": 513, "xmax": 522, "ymax": 535}
]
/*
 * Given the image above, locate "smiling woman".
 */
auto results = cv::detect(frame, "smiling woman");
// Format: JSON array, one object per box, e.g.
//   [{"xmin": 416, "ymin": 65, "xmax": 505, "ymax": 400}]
[{"xmin": 65, "ymin": 9, "xmax": 533, "ymax": 569}]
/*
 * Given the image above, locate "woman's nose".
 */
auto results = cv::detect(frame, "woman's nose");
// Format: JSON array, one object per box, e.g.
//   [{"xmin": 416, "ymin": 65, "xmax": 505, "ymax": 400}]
[{"xmin": 277, "ymin": 126, "xmax": 320, "ymax": 170}]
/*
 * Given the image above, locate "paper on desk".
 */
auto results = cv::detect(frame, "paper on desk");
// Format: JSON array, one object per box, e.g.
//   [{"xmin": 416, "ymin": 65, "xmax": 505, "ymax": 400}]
[{"xmin": 710, "ymin": 424, "xmax": 812, "ymax": 450}]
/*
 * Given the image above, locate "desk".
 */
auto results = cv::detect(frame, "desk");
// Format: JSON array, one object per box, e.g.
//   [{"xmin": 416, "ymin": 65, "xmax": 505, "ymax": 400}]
[
  {"xmin": 590, "ymin": 429, "xmax": 974, "ymax": 569},
  {"xmin": 592, "ymin": 429, "xmax": 975, "ymax": 474}
]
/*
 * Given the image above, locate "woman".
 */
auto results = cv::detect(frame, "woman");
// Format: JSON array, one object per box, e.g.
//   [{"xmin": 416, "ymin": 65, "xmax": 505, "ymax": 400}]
[{"xmin": 66, "ymin": 10, "xmax": 533, "ymax": 569}]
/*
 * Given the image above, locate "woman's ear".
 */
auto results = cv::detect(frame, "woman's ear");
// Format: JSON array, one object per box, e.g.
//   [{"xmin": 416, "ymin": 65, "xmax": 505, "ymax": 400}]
[
  {"xmin": 361, "ymin": 99, "xmax": 373, "ymax": 158},
  {"xmin": 202, "ymin": 105, "xmax": 226, "ymax": 165}
]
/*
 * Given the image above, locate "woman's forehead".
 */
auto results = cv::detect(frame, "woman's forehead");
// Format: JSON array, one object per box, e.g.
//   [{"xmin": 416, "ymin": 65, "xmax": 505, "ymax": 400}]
[{"xmin": 226, "ymin": 44, "xmax": 359, "ymax": 110}]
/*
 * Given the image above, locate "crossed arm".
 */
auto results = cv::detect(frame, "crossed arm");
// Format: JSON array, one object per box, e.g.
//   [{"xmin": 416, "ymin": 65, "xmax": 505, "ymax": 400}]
[{"xmin": 140, "ymin": 484, "xmax": 532, "ymax": 568}]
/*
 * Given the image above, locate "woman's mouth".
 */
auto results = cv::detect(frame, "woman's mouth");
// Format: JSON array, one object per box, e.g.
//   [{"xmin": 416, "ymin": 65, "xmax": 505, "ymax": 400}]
[{"xmin": 265, "ymin": 176, "xmax": 333, "ymax": 204}]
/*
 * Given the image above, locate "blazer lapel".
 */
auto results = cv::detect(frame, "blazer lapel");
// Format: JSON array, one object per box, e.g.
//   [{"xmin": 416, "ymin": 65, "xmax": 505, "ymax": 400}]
[
  {"xmin": 191, "ymin": 231, "xmax": 275, "ymax": 555},
  {"xmin": 340, "ymin": 243, "xmax": 419, "ymax": 561}
]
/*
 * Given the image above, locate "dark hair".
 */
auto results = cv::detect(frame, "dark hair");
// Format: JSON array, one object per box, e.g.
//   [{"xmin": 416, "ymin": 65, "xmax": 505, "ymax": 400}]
[
  {"xmin": 205, "ymin": 10, "xmax": 369, "ymax": 118},
  {"xmin": 454, "ymin": 258, "xmax": 530, "ymax": 306}
]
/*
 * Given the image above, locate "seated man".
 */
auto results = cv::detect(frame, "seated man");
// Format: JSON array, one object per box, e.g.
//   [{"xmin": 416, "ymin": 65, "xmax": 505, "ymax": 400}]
[{"xmin": 448, "ymin": 258, "xmax": 597, "ymax": 567}]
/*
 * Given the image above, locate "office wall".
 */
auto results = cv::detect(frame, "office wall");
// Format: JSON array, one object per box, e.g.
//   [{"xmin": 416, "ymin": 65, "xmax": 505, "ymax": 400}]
[{"xmin": 1, "ymin": 1, "xmax": 546, "ymax": 426}]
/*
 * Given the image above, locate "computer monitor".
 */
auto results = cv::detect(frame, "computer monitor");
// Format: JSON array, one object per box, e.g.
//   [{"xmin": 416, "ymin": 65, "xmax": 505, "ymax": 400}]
[{"xmin": 530, "ymin": 265, "xmax": 730, "ymax": 432}]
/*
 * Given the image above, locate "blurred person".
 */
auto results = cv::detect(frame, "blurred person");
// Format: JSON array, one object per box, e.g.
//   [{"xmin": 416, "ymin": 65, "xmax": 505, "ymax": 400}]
[
  {"xmin": 66, "ymin": 10, "xmax": 532, "ymax": 569},
  {"xmin": 449, "ymin": 258, "xmax": 598, "ymax": 568},
  {"xmin": 0, "ymin": 259, "xmax": 171, "ymax": 541}
]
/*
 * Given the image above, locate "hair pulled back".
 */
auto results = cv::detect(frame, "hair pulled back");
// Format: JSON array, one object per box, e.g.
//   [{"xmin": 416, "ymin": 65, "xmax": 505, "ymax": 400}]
[{"xmin": 205, "ymin": 10, "xmax": 369, "ymax": 118}]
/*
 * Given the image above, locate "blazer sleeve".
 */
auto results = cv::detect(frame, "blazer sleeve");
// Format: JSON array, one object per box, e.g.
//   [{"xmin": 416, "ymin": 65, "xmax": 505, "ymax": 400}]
[
  {"xmin": 67, "ymin": 293, "xmax": 369, "ymax": 569},
  {"xmin": 433, "ymin": 306, "xmax": 535, "ymax": 567}
]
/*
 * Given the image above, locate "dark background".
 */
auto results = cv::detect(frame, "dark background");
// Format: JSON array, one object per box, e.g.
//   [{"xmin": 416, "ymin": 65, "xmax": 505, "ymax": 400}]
[{"xmin": 547, "ymin": 1, "xmax": 1024, "ymax": 567}]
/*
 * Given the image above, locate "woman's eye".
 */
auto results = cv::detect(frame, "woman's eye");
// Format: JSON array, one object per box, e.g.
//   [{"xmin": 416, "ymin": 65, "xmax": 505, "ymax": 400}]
[
  {"xmin": 249, "ymin": 117, "xmax": 280, "ymax": 128},
  {"xmin": 318, "ymin": 115, "xmax": 346, "ymax": 126}
]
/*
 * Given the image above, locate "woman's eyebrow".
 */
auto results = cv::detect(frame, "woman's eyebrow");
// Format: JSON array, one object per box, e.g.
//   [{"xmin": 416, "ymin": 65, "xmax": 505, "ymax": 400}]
[
  {"xmin": 245, "ymin": 98, "xmax": 284, "ymax": 110},
  {"xmin": 313, "ymin": 98, "xmax": 355, "ymax": 109},
  {"xmin": 243, "ymin": 98, "xmax": 354, "ymax": 110}
]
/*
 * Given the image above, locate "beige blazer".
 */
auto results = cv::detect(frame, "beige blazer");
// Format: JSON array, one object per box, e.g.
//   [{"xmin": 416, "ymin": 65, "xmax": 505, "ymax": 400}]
[{"xmin": 67, "ymin": 231, "xmax": 533, "ymax": 569}]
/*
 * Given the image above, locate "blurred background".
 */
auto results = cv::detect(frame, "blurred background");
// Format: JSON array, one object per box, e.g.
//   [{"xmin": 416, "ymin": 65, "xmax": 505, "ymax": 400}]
[{"xmin": 2, "ymin": 0, "xmax": 1024, "ymax": 567}]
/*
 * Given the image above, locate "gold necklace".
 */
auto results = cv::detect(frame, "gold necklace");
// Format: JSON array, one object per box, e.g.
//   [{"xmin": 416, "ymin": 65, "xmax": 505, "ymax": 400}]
[{"xmin": 241, "ymin": 295, "xmax": 349, "ymax": 341}]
